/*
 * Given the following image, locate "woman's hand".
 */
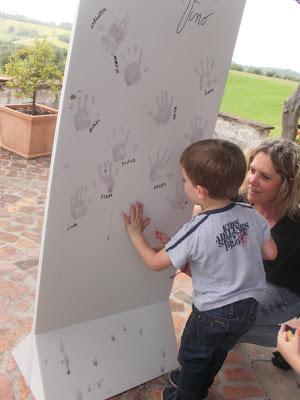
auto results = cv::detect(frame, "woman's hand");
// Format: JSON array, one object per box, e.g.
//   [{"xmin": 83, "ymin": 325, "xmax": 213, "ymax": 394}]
[
  {"xmin": 277, "ymin": 324, "xmax": 300, "ymax": 373},
  {"xmin": 122, "ymin": 202, "xmax": 150, "ymax": 238}
]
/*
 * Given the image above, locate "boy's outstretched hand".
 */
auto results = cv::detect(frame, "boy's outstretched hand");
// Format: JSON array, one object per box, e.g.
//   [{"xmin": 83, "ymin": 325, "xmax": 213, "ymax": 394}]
[{"xmin": 122, "ymin": 202, "xmax": 151, "ymax": 237}]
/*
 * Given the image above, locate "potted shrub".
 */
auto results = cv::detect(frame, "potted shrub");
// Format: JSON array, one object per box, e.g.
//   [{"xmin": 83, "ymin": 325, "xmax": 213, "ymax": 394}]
[{"xmin": 0, "ymin": 40, "xmax": 63, "ymax": 158}]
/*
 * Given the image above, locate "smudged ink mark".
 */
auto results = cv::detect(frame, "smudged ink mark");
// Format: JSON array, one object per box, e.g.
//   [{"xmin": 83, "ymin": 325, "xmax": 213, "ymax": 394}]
[
  {"xmin": 122, "ymin": 45, "xmax": 149, "ymax": 86},
  {"xmin": 44, "ymin": 357, "xmax": 48, "ymax": 366},
  {"xmin": 123, "ymin": 325, "xmax": 128, "ymax": 332},
  {"xmin": 162, "ymin": 350, "xmax": 166, "ymax": 358},
  {"xmin": 161, "ymin": 365, "xmax": 165, "ymax": 373},
  {"xmin": 59, "ymin": 338, "xmax": 71, "ymax": 375},
  {"xmin": 111, "ymin": 335, "xmax": 116, "ymax": 342},
  {"xmin": 106, "ymin": 210, "xmax": 113, "ymax": 241},
  {"xmin": 97, "ymin": 378, "xmax": 104, "ymax": 388},
  {"xmin": 149, "ymin": 149, "xmax": 173, "ymax": 182},
  {"xmin": 93, "ymin": 355, "xmax": 100, "ymax": 366},
  {"xmin": 87, "ymin": 384, "xmax": 92, "ymax": 393},
  {"xmin": 76, "ymin": 390, "xmax": 83, "ymax": 400},
  {"xmin": 148, "ymin": 91, "xmax": 174, "ymax": 125},
  {"xmin": 139, "ymin": 328, "xmax": 143, "ymax": 336}
]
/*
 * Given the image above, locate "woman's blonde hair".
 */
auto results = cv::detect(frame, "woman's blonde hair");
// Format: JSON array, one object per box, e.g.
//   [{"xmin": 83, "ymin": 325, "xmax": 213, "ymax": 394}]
[{"xmin": 240, "ymin": 138, "xmax": 300, "ymax": 220}]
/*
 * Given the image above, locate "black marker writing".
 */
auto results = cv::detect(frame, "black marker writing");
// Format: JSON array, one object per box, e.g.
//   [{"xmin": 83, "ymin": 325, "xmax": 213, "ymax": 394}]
[
  {"xmin": 177, "ymin": 0, "xmax": 213, "ymax": 34},
  {"xmin": 89, "ymin": 118, "xmax": 101, "ymax": 133},
  {"xmin": 91, "ymin": 9, "xmax": 107, "ymax": 29}
]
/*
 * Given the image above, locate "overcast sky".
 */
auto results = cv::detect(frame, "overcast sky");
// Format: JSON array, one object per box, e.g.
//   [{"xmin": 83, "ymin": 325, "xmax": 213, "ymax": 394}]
[{"xmin": 1, "ymin": 0, "xmax": 299, "ymax": 72}]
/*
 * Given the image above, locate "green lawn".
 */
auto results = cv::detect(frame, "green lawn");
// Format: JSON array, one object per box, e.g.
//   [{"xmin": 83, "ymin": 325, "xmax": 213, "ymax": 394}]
[{"xmin": 220, "ymin": 70, "xmax": 298, "ymax": 137}]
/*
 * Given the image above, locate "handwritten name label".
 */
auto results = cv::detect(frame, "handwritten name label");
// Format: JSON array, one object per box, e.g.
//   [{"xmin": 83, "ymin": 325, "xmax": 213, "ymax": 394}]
[
  {"xmin": 177, "ymin": 0, "xmax": 213, "ymax": 34},
  {"xmin": 205, "ymin": 88, "xmax": 214, "ymax": 96},
  {"xmin": 101, "ymin": 193, "xmax": 113, "ymax": 199},
  {"xmin": 173, "ymin": 106, "xmax": 178, "ymax": 120},
  {"xmin": 112, "ymin": 54, "xmax": 120, "ymax": 73},
  {"xmin": 91, "ymin": 8, "xmax": 107, "ymax": 29},
  {"xmin": 153, "ymin": 182, "xmax": 167, "ymax": 190},
  {"xmin": 122, "ymin": 158, "xmax": 136, "ymax": 166},
  {"xmin": 89, "ymin": 118, "xmax": 101, "ymax": 133},
  {"xmin": 67, "ymin": 222, "xmax": 78, "ymax": 232}
]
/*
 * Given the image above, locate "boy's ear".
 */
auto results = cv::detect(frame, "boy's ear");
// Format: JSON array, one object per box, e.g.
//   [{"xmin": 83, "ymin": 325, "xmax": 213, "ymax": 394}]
[{"xmin": 196, "ymin": 185, "xmax": 209, "ymax": 198}]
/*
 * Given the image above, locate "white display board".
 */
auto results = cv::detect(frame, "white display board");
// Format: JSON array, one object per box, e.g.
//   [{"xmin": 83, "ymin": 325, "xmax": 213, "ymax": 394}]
[{"xmin": 13, "ymin": 1, "xmax": 246, "ymax": 399}]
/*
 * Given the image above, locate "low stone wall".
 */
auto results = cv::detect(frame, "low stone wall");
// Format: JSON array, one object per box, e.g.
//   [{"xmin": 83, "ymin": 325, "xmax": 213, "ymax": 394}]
[
  {"xmin": 215, "ymin": 112, "xmax": 274, "ymax": 150},
  {"xmin": 0, "ymin": 81, "xmax": 60, "ymax": 109}
]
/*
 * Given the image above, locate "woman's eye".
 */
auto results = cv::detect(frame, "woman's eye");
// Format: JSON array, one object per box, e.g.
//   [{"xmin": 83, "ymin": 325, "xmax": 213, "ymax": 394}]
[{"xmin": 262, "ymin": 175, "xmax": 271, "ymax": 180}]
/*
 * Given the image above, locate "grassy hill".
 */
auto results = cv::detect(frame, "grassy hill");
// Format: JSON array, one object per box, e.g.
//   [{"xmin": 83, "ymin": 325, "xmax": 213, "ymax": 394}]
[
  {"xmin": 220, "ymin": 70, "xmax": 298, "ymax": 137},
  {"xmin": 0, "ymin": 16, "xmax": 70, "ymax": 49}
]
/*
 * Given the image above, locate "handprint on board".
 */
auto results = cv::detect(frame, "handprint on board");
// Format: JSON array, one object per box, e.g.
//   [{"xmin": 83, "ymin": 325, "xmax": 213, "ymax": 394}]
[
  {"xmin": 99, "ymin": 17, "xmax": 129, "ymax": 54},
  {"xmin": 98, "ymin": 160, "xmax": 118, "ymax": 193},
  {"xmin": 70, "ymin": 185, "xmax": 89, "ymax": 220},
  {"xmin": 149, "ymin": 149, "xmax": 173, "ymax": 182},
  {"xmin": 185, "ymin": 116, "xmax": 208, "ymax": 143},
  {"xmin": 70, "ymin": 91, "xmax": 95, "ymax": 131},
  {"xmin": 106, "ymin": 126, "xmax": 130, "ymax": 162},
  {"xmin": 122, "ymin": 45, "xmax": 149, "ymax": 86},
  {"xmin": 195, "ymin": 57, "xmax": 218, "ymax": 91},
  {"xmin": 148, "ymin": 91, "xmax": 174, "ymax": 125},
  {"xmin": 167, "ymin": 179, "xmax": 188, "ymax": 210}
]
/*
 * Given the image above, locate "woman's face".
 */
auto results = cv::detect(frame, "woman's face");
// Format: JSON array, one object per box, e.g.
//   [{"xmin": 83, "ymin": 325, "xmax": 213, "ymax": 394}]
[{"xmin": 247, "ymin": 152, "xmax": 282, "ymax": 206}]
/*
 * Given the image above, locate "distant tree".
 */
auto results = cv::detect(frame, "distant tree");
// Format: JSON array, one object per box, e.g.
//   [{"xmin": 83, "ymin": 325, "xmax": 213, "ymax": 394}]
[
  {"xmin": 0, "ymin": 41, "xmax": 21, "ymax": 72},
  {"xmin": 4, "ymin": 40, "xmax": 63, "ymax": 114},
  {"xmin": 59, "ymin": 22, "xmax": 72, "ymax": 31},
  {"xmin": 57, "ymin": 34, "xmax": 70, "ymax": 43},
  {"xmin": 281, "ymin": 83, "xmax": 300, "ymax": 141}
]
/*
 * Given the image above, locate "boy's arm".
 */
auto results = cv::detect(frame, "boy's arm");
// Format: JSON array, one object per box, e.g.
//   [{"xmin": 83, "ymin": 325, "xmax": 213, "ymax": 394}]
[
  {"xmin": 123, "ymin": 202, "xmax": 172, "ymax": 271},
  {"xmin": 262, "ymin": 237, "xmax": 277, "ymax": 260}
]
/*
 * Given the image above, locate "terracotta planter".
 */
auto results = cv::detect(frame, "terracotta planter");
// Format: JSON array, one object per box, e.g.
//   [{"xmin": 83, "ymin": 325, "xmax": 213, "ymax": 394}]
[{"xmin": 0, "ymin": 103, "xmax": 58, "ymax": 159}]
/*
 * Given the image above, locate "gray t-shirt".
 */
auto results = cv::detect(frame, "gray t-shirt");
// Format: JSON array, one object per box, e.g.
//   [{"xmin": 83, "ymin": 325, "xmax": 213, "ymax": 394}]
[{"xmin": 166, "ymin": 202, "xmax": 270, "ymax": 311}]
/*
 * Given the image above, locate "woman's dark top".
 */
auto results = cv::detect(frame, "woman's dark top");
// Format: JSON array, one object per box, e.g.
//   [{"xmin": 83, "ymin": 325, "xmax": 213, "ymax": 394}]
[{"xmin": 264, "ymin": 215, "xmax": 300, "ymax": 296}]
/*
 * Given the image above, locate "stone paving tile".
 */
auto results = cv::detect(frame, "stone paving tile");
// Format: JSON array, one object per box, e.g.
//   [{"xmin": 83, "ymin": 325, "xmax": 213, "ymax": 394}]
[{"xmin": 0, "ymin": 148, "xmax": 299, "ymax": 400}]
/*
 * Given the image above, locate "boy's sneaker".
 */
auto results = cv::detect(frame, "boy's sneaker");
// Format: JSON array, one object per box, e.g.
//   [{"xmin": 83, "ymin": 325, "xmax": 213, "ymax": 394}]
[
  {"xmin": 161, "ymin": 386, "xmax": 176, "ymax": 400},
  {"xmin": 167, "ymin": 368, "xmax": 208, "ymax": 399}
]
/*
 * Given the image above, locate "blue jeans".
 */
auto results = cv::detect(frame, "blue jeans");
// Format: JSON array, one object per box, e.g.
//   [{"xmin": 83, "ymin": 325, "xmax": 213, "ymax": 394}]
[
  {"xmin": 176, "ymin": 298, "xmax": 258, "ymax": 400},
  {"xmin": 239, "ymin": 283, "xmax": 300, "ymax": 347}
]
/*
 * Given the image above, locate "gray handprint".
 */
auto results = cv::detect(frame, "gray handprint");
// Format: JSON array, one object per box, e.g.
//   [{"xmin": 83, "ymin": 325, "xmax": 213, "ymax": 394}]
[
  {"xmin": 71, "ymin": 185, "xmax": 89, "ymax": 220},
  {"xmin": 167, "ymin": 179, "xmax": 188, "ymax": 210},
  {"xmin": 71, "ymin": 91, "xmax": 95, "ymax": 131},
  {"xmin": 122, "ymin": 45, "xmax": 149, "ymax": 86},
  {"xmin": 148, "ymin": 91, "xmax": 174, "ymax": 125},
  {"xmin": 106, "ymin": 126, "xmax": 130, "ymax": 162},
  {"xmin": 149, "ymin": 149, "xmax": 173, "ymax": 182},
  {"xmin": 195, "ymin": 57, "xmax": 218, "ymax": 91},
  {"xmin": 98, "ymin": 160, "xmax": 118, "ymax": 193},
  {"xmin": 99, "ymin": 17, "xmax": 129, "ymax": 54},
  {"xmin": 185, "ymin": 116, "xmax": 208, "ymax": 143}
]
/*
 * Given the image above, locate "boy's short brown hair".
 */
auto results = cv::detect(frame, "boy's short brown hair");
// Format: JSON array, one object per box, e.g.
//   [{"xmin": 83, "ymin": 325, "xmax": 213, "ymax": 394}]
[{"xmin": 180, "ymin": 139, "xmax": 246, "ymax": 199}]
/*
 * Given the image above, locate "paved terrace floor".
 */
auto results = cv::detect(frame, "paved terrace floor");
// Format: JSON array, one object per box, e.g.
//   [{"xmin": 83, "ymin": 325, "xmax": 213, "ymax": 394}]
[{"xmin": 0, "ymin": 148, "xmax": 300, "ymax": 400}]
